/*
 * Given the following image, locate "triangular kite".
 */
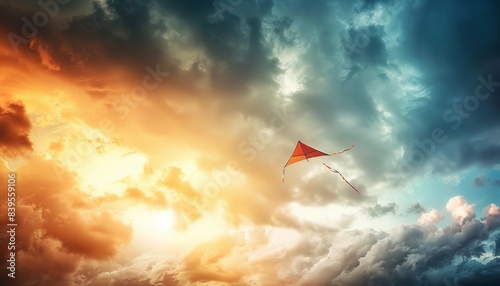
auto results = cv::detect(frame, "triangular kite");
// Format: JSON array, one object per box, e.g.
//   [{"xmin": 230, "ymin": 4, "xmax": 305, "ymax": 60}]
[
  {"xmin": 282, "ymin": 141, "xmax": 359, "ymax": 194},
  {"xmin": 283, "ymin": 141, "xmax": 330, "ymax": 168}
]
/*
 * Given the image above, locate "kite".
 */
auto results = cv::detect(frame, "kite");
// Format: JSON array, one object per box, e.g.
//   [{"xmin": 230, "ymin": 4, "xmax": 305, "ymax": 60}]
[{"xmin": 283, "ymin": 141, "xmax": 359, "ymax": 194}]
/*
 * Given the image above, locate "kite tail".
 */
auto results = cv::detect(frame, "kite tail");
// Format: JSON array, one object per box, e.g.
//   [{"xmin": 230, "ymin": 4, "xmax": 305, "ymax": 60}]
[
  {"xmin": 330, "ymin": 142, "xmax": 356, "ymax": 156},
  {"xmin": 322, "ymin": 163, "xmax": 360, "ymax": 195},
  {"xmin": 282, "ymin": 168, "xmax": 285, "ymax": 183}
]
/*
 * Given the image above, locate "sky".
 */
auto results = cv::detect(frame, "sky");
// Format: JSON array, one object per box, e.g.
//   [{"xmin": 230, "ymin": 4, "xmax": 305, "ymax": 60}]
[{"xmin": 0, "ymin": 0, "xmax": 499, "ymax": 285}]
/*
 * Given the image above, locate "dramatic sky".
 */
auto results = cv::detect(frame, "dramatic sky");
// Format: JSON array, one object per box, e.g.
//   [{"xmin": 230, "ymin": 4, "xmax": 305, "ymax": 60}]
[{"xmin": 0, "ymin": 0, "xmax": 500, "ymax": 285}]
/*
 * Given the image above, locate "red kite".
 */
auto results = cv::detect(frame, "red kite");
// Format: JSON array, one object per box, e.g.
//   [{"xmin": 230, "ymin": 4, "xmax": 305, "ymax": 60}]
[{"xmin": 283, "ymin": 141, "xmax": 359, "ymax": 194}]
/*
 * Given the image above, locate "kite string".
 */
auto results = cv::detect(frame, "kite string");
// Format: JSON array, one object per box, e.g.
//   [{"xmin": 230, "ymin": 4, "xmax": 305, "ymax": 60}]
[{"xmin": 322, "ymin": 162, "xmax": 360, "ymax": 195}]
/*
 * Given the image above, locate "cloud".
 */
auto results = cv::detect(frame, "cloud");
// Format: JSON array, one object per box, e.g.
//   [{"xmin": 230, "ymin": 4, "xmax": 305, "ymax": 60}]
[
  {"xmin": 446, "ymin": 195, "xmax": 476, "ymax": 225},
  {"xmin": 418, "ymin": 209, "xmax": 444, "ymax": 227},
  {"xmin": 29, "ymin": 37, "xmax": 60, "ymax": 71},
  {"xmin": 81, "ymin": 255, "xmax": 181, "ymax": 286},
  {"xmin": 0, "ymin": 157, "xmax": 132, "ymax": 285},
  {"xmin": 495, "ymin": 236, "xmax": 500, "ymax": 256},
  {"xmin": 159, "ymin": 167, "xmax": 207, "ymax": 230},
  {"xmin": 450, "ymin": 259, "xmax": 500, "ymax": 286},
  {"xmin": 393, "ymin": 0, "xmax": 500, "ymax": 176},
  {"xmin": 406, "ymin": 203, "xmax": 426, "ymax": 215},
  {"xmin": 483, "ymin": 203, "xmax": 500, "ymax": 231},
  {"xmin": 298, "ymin": 197, "xmax": 500, "ymax": 286},
  {"xmin": 132, "ymin": 196, "xmax": 500, "ymax": 286},
  {"xmin": 364, "ymin": 202, "xmax": 397, "ymax": 218},
  {"xmin": 292, "ymin": 170, "xmax": 373, "ymax": 207},
  {"xmin": 475, "ymin": 175, "xmax": 487, "ymax": 187},
  {"xmin": 0, "ymin": 101, "xmax": 33, "ymax": 157},
  {"xmin": 474, "ymin": 175, "xmax": 500, "ymax": 187}
]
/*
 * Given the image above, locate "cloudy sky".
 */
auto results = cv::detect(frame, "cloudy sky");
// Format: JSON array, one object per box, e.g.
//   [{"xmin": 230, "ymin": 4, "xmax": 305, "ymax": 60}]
[{"xmin": 0, "ymin": 0, "xmax": 500, "ymax": 285}]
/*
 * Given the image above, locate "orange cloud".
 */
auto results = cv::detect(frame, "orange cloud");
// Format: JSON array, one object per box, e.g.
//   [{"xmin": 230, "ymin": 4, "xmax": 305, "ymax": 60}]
[
  {"xmin": 0, "ymin": 100, "xmax": 33, "ymax": 157},
  {"xmin": 29, "ymin": 38, "xmax": 61, "ymax": 71},
  {"xmin": 0, "ymin": 157, "xmax": 132, "ymax": 285}
]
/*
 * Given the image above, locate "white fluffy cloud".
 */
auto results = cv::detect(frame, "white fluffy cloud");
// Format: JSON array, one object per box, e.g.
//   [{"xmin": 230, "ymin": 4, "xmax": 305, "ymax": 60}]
[
  {"xmin": 446, "ymin": 196, "xmax": 476, "ymax": 225},
  {"xmin": 418, "ymin": 209, "xmax": 444, "ymax": 227}
]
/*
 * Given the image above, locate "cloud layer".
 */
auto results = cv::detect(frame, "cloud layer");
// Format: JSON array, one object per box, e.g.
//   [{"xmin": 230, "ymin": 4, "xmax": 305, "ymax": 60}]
[{"xmin": 0, "ymin": 0, "xmax": 499, "ymax": 285}]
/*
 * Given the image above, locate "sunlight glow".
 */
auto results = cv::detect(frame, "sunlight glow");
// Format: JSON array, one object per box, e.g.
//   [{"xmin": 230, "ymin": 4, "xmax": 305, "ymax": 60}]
[{"xmin": 79, "ymin": 150, "xmax": 147, "ymax": 192}]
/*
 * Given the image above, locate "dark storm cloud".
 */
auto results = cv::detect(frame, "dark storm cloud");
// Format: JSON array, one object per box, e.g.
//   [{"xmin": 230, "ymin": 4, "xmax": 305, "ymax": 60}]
[
  {"xmin": 152, "ymin": 0, "xmax": 280, "ymax": 96},
  {"xmin": 0, "ymin": 0, "xmax": 171, "ymax": 86},
  {"xmin": 359, "ymin": 0, "xmax": 395, "ymax": 11},
  {"xmin": 53, "ymin": 0, "xmax": 177, "ymax": 85},
  {"xmin": 406, "ymin": 203, "xmax": 426, "ymax": 215},
  {"xmin": 0, "ymin": 101, "xmax": 33, "ymax": 156},
  {"xmin": 395, "ymin": 0, "xmax": 500, "ymax": 175},
  {"xmin": 363, "ymin": 202, "xmax": 397, "ymax": 217},
  {"xmin": 344, "ymin": 25, "xmax": 387, "ymax": 68},
  {"xmin": 0, "ymin": 0, "xmax": 90, "ymax": 41},
  {"xmin": 437, "ymin": 259, "xmax": 500, "ymax": 286},
  {"xmin": 1, "ymin": 0, "xmax": 280, "ymax": 99},
  {"xmin": 495, "ymin": 235, "xmax": 500, "ymax": 256}
]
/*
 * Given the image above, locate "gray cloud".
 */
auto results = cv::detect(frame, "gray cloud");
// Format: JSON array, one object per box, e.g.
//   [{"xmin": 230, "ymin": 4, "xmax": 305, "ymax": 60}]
[
  {"xmin": 363, "ymin": 202, "xmax": 398, "ymax": 218},
  {"xmin": 474, "ymin": 175, "xmax": 500, "ymax": 187},
  {"xmin": 495, "ymin": 235, "xmax": 500, "ymax": 256},
  {"xmin": 298, "ymin": 197, "xmax": 500, "ymax": 286},
  {"xmin": 393, "ymin": 0, "xmax": 500, "ymax": 177},
  {"xmin": 406, "ymin": 203, "xmax": 426, "ymax": 215}
]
